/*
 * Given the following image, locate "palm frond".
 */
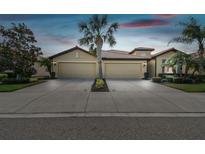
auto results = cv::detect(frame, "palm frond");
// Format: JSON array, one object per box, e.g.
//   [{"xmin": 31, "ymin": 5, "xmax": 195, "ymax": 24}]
[
  {"xmin": 78, "ymin": 15, "xmax": 119, "ymax": 51},
  {"xmin": 100, "ymin": 15, "xmax": 108, "ymax": 28},
  {"xmin": 107, "ymin": 35, "xmax": 116, "ymax": 47},
  {"xmin": 168, "ymin": 36, "xmax": 193, "ymax": 45},
  {"xmin": 78, "ymin": 37, "xmax": 90, "ymax": 46},
  {"xmin": 78, "ymin": 22, "xmax": 89, "ymax": 32}
]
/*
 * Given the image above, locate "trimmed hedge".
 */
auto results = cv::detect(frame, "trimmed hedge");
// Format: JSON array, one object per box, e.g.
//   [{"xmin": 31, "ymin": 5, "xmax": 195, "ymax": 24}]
[
  {"xmin": 1, "ymin": 78, "xmax": 30, "ymax": 84},
  {"xmin": 152, "ymin": 77, "xmax": 161, "ymax": 83},
  {"xmin": 5, "ymin": 72, "xmax": 16, "ymax": 78},
  {"xmin": 0, "ymin": 73, "xmax": 8, "ymax": 81},
  {"xmin": 173, "ymin": 77, "xmax": 184, "ymax": 84},
  {"xmin": 166, "ymin": 77, "xmax": 174, "ymax": 83},
  {"xmin": 183, "ymin": 77, "xmax": 193, "ymax": 84}
]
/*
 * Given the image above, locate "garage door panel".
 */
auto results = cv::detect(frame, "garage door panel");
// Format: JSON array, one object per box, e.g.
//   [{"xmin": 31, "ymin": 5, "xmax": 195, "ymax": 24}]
[
  {"xmin": 58, "ymin": 62, "xmax": 96, "ymax": 78},
  {"xmin": 105, "ymin": 63, "xmax": 143, "ymax": 78}
]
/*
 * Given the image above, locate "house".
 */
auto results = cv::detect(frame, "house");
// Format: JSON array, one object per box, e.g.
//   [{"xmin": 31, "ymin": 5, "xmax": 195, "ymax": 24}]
[{"xmin": 49, "ymin": 46, "xmax": 183, "ymax": 79}]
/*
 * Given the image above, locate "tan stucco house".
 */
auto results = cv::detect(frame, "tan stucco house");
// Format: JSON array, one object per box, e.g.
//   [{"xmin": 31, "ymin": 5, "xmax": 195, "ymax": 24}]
[{"xmin": 48, "ymin": 46, "xmax": 182, "ymax": 79}]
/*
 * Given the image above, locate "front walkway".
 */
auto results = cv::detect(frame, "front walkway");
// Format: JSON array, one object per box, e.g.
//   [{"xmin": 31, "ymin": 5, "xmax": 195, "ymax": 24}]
[{"xmin": 0, "ymin": 79, "xmax": 205, "ymax": 114}]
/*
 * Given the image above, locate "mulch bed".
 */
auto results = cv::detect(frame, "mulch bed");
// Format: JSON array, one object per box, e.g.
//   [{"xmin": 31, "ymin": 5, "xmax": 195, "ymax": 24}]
[{"xmin": 91, "ymin": 78, "xmax": 109, "ymax": 92}]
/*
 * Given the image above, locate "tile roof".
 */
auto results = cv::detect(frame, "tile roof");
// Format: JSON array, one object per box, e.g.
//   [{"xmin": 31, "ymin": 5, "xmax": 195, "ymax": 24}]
[
  {"xmin": 129, "ymin": 47, "xmax": 155, "ymax": 54},
  {"xmin": 49, "ymin": 46, "xmax": 186, "ymax": 60},
  {"xmin": 151, "ymin": 48, "xmax": 184, "ymax": 58},
  {"xmin": 102, "ymin": 50, "xmax": 151, "ymax": 60},
  {"xmin": 190, "ymin": 52, "xmax": 205, "ymax": 57},
  {"xmin": 49, "ymin": 46, "xmax": 94, "ymax": 59}
]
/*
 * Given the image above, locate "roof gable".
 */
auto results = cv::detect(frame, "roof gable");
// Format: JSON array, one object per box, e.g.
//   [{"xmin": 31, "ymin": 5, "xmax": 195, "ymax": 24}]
[
  {"xmin": 129, "ymin": 47, "xmax": 155, "ymax": 54},
  {"xmin": 49, "ymin": 46, "xmax": 95, "ymax": 59},
  {"xmin": 151, "ymin": 48, "xmax": 185, "ymax": 58}
]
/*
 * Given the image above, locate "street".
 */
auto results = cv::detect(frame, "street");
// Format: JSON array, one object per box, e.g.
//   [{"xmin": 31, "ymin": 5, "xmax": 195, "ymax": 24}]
[{"xmin": 0, "ymin": 117, "xmax": 205, "ymax": 139}]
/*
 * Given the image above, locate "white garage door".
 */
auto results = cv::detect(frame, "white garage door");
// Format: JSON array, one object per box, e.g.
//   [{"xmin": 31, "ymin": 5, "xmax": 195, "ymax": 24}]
[
  {"xmin": 58, "ymin": 62, "xmax": 96, "ymax": 78},
  {"xmin": 105, "ymin": 63, "xmax": 143, "ymax": 78}
]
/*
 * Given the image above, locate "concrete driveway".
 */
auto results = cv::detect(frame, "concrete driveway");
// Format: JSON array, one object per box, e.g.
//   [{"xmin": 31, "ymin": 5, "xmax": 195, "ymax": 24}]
[{"xmin": 0, "ymin": 79, "xmax": 205, "ymax": 114}]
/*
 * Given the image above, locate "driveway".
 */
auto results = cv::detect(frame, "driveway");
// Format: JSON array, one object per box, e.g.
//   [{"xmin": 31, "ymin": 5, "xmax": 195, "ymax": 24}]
[{"xmin": 0, "ymin": 79, "xmax": 205, "ymax": 114}]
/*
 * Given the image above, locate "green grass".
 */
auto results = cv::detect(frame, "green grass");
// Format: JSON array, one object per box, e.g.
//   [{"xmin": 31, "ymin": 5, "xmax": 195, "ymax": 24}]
[
  {"xmin": 0, "ymin": 80, "xmax": 45, "ymax": 92},
  {"xmin": 163, "ymin": 83, "xmax": 205, "ymax": 92}
]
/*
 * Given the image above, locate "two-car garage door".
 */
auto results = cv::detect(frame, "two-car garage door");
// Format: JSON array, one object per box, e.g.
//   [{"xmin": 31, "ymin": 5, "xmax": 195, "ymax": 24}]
[
  {"xmin": 58, "ymin": 62, "xmax": 96, "ymax": 78},
  {"xmin": 105, "ymin": 63, "xmax": 143, "ymax": 79},
  {"xmin": 57, "ymin": 62, "xmax": 143, "ymax": 79}
]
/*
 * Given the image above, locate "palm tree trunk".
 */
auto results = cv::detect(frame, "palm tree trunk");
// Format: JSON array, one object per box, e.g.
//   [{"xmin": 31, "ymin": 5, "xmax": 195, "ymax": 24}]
[
  {"xmin": 192, "ymin": 69, "xmax": 197, "ymax": 76},
  {"xmin": 198, "ymin": 57, "xmax": 204, "ymax": 75},
  {"xmin": 198, "ymin": 45, "xmax": 204, "ymax": 75},
  {"xmin": 98, "ymin": 60, "xmax": 103, "ymax": 79},
  {"xmin": 96, "ymin": 37, "xmax": 103, "ymax": 79},
  {"xmin": 185, "ymin": 65, "xmax": 190, "ymax": 77}
]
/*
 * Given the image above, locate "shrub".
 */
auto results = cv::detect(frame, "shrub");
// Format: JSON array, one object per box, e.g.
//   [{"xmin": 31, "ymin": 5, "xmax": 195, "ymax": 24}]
[
  {"xmin": 5, "ymin": 72, "xmax": 16, "ymax": 78},
  {"xmin": 0, "ymin": 73, "xmax": 8, "ymax": 81},
  {"xmin": 158, "ymin": 73, "xmax": 165, "ymax": 79},
  {"xmin": 152, "ymin": 77, "xmax": 161, "ymax": 83},
  {"xmin": 33, "ymin": 76, "xmax": 50, "ymax": 80},
  {"xmin": 166, "ymin": 76, "xmax": 174, "ymax": 83},
  {"xmin": 29, "ymin": 77, "xmax": 38, "ymax": 82},
  {"xmin": 183, "ymin": 77, "xmax": 193, "ymax": 84},
  {"xmin": 25, "ymin": 67, "xmax": 37, "ymax": 77},
  {"xmin": 144, "ymin": 72, "xmax": 149, "ymax": 80},
  {"xmin": 173, "ymin": 77, "xmax": 184, "ymax": 84},
  {"xmin": 51, "ymin": 72, "xmax": 56, "ymax": 79},
  {"xmin": 195, "ymin": 75, "xmax": 205, "ymax": 82},
  {"xmin": 95, "ymin": 79, "xmax": 105, "ymax": 89},
  {"xmin": 1, "ymin": 78, "xmax": 30, "ymax": 84},
  {"xmin": 158, "ymin": 73, "xmax": 174, "ymax": 79},
  {"xmin": 161, "ymin": 79, "xmax": 168, "ymax": 83}
]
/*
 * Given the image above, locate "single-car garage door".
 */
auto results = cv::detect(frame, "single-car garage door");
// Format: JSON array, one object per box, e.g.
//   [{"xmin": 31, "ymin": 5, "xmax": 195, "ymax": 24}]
[
  {"xmin": 105, "ymin": 63, "xmax": 143, "ymax": 78},
  {"xmin": 58, "ymin": 62, "xmax": 96, "ymax": 78}
]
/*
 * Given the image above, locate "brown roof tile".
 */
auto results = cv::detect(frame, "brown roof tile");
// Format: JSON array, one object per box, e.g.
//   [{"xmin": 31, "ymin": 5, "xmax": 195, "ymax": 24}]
[
  {"xmin": 102, "ymin": 50, "xmax": 151, "ymax": 60},
  {"xmin": 151, "ymin": 48, "xmax": 185, "ymax": 58}
]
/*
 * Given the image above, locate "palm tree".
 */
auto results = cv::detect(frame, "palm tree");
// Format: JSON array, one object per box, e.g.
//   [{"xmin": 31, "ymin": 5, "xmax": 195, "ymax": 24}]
[
  {"xmin": 78, "ymin": 15, "xmax": 119, "ymax": 79},
  {"xmin": 169, "ymin": 17, "xmax": 205, "ymax": 74},
  {"xmin": 163, "ymin": 52, "xmax": 192, "ymax": 77},
  {"xmin": 39, "ymin": 57, "xmax": 52, "ymax": 77}
]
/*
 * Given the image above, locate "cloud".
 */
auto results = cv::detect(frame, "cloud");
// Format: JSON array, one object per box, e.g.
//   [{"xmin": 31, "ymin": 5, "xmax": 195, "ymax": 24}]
[
  {"xmin": 0, "ymin": 15, "xmax": 47, "ymax": 21},
  {"xmin": 36, "ymin": 34, "xmax": 76, "ymax": 46},
  {"xmin": 155, "ymin": 14, "xmax": 177, "ymax": 18},
  {"xmin": 120, "ymin": 19, "xmax": 171, "ymax": 29}
]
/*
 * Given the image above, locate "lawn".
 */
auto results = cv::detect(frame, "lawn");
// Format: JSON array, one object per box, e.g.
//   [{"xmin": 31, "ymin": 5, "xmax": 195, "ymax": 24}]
[
  {"xmin": 0, "ymin": 80, "xmax": 45, "ymax": 92},
  {"xmin": 163, "ymin": 83, "xmax": 205, "ymax": 92}
]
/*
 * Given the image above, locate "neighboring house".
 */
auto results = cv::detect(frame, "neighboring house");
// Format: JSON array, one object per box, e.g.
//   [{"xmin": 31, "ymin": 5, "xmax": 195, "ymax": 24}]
[
  {"xmin": 49, "ymin": 46, "xmax": 183, "ymax": 79},
  {"xmin": 33, "ymin": 56, "xmax": 50, "ymax": 77},
  {"xmin": 33, "ymin": 62, "xmax": 49, "ymax": 77},
  {"xmin": 148, "ymin": 48, "xmax": 183, "ymax": 77}
]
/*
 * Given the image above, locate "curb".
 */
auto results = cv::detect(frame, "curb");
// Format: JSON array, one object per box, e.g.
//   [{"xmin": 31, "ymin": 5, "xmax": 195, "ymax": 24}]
[{"xmin": 1, "ymin": 112, "xmax": 205, "ymax": 118}]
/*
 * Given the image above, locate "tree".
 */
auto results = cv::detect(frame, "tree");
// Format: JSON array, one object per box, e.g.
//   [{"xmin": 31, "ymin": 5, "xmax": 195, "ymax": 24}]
[
  {"xmin": 39, "ymin": 57, "xmax": 52, "ymax": 77},
  {"xmin": 191, "ymin": 57, "xmax": 205, "ymax": 76},
  {"xmin": 163, "ymin": 51, "xmax": 205, "ymax": 77},
  {"xmin": 78, "ymin": 15, "xmax": 119, "ymax": 79},
  {"xmin": 169, "ymin": 17, "xmax": 205, "ymax": 74},
  {"xmin": 0, "ymin": 23, "xmax": 42, "ymax": 79},
  {"xmin": 163, "ymin": 52, "xmax": 192, "ymax": 76}
]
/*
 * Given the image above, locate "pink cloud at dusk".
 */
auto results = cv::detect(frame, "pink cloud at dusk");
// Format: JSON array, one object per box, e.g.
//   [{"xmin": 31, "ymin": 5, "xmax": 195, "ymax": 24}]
[{"xmin": 120, "ymin": 19, "xmax": 171, "ymax": 29}]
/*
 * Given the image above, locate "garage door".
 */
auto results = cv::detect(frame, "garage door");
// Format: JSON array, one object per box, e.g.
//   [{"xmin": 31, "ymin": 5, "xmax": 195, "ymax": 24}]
[
  {"xmin": 58, "ymin": 62, "xmax": 96, "ymax": 78},
  {"xmin": 105, "ymin": 63, "xmax": 143, "ymax": 78}
]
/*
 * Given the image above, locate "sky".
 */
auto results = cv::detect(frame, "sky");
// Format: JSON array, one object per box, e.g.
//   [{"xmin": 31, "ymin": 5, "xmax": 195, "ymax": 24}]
[{"xmin": 0, "ymin": 14, "xmax": 205, "ymax": 56}]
